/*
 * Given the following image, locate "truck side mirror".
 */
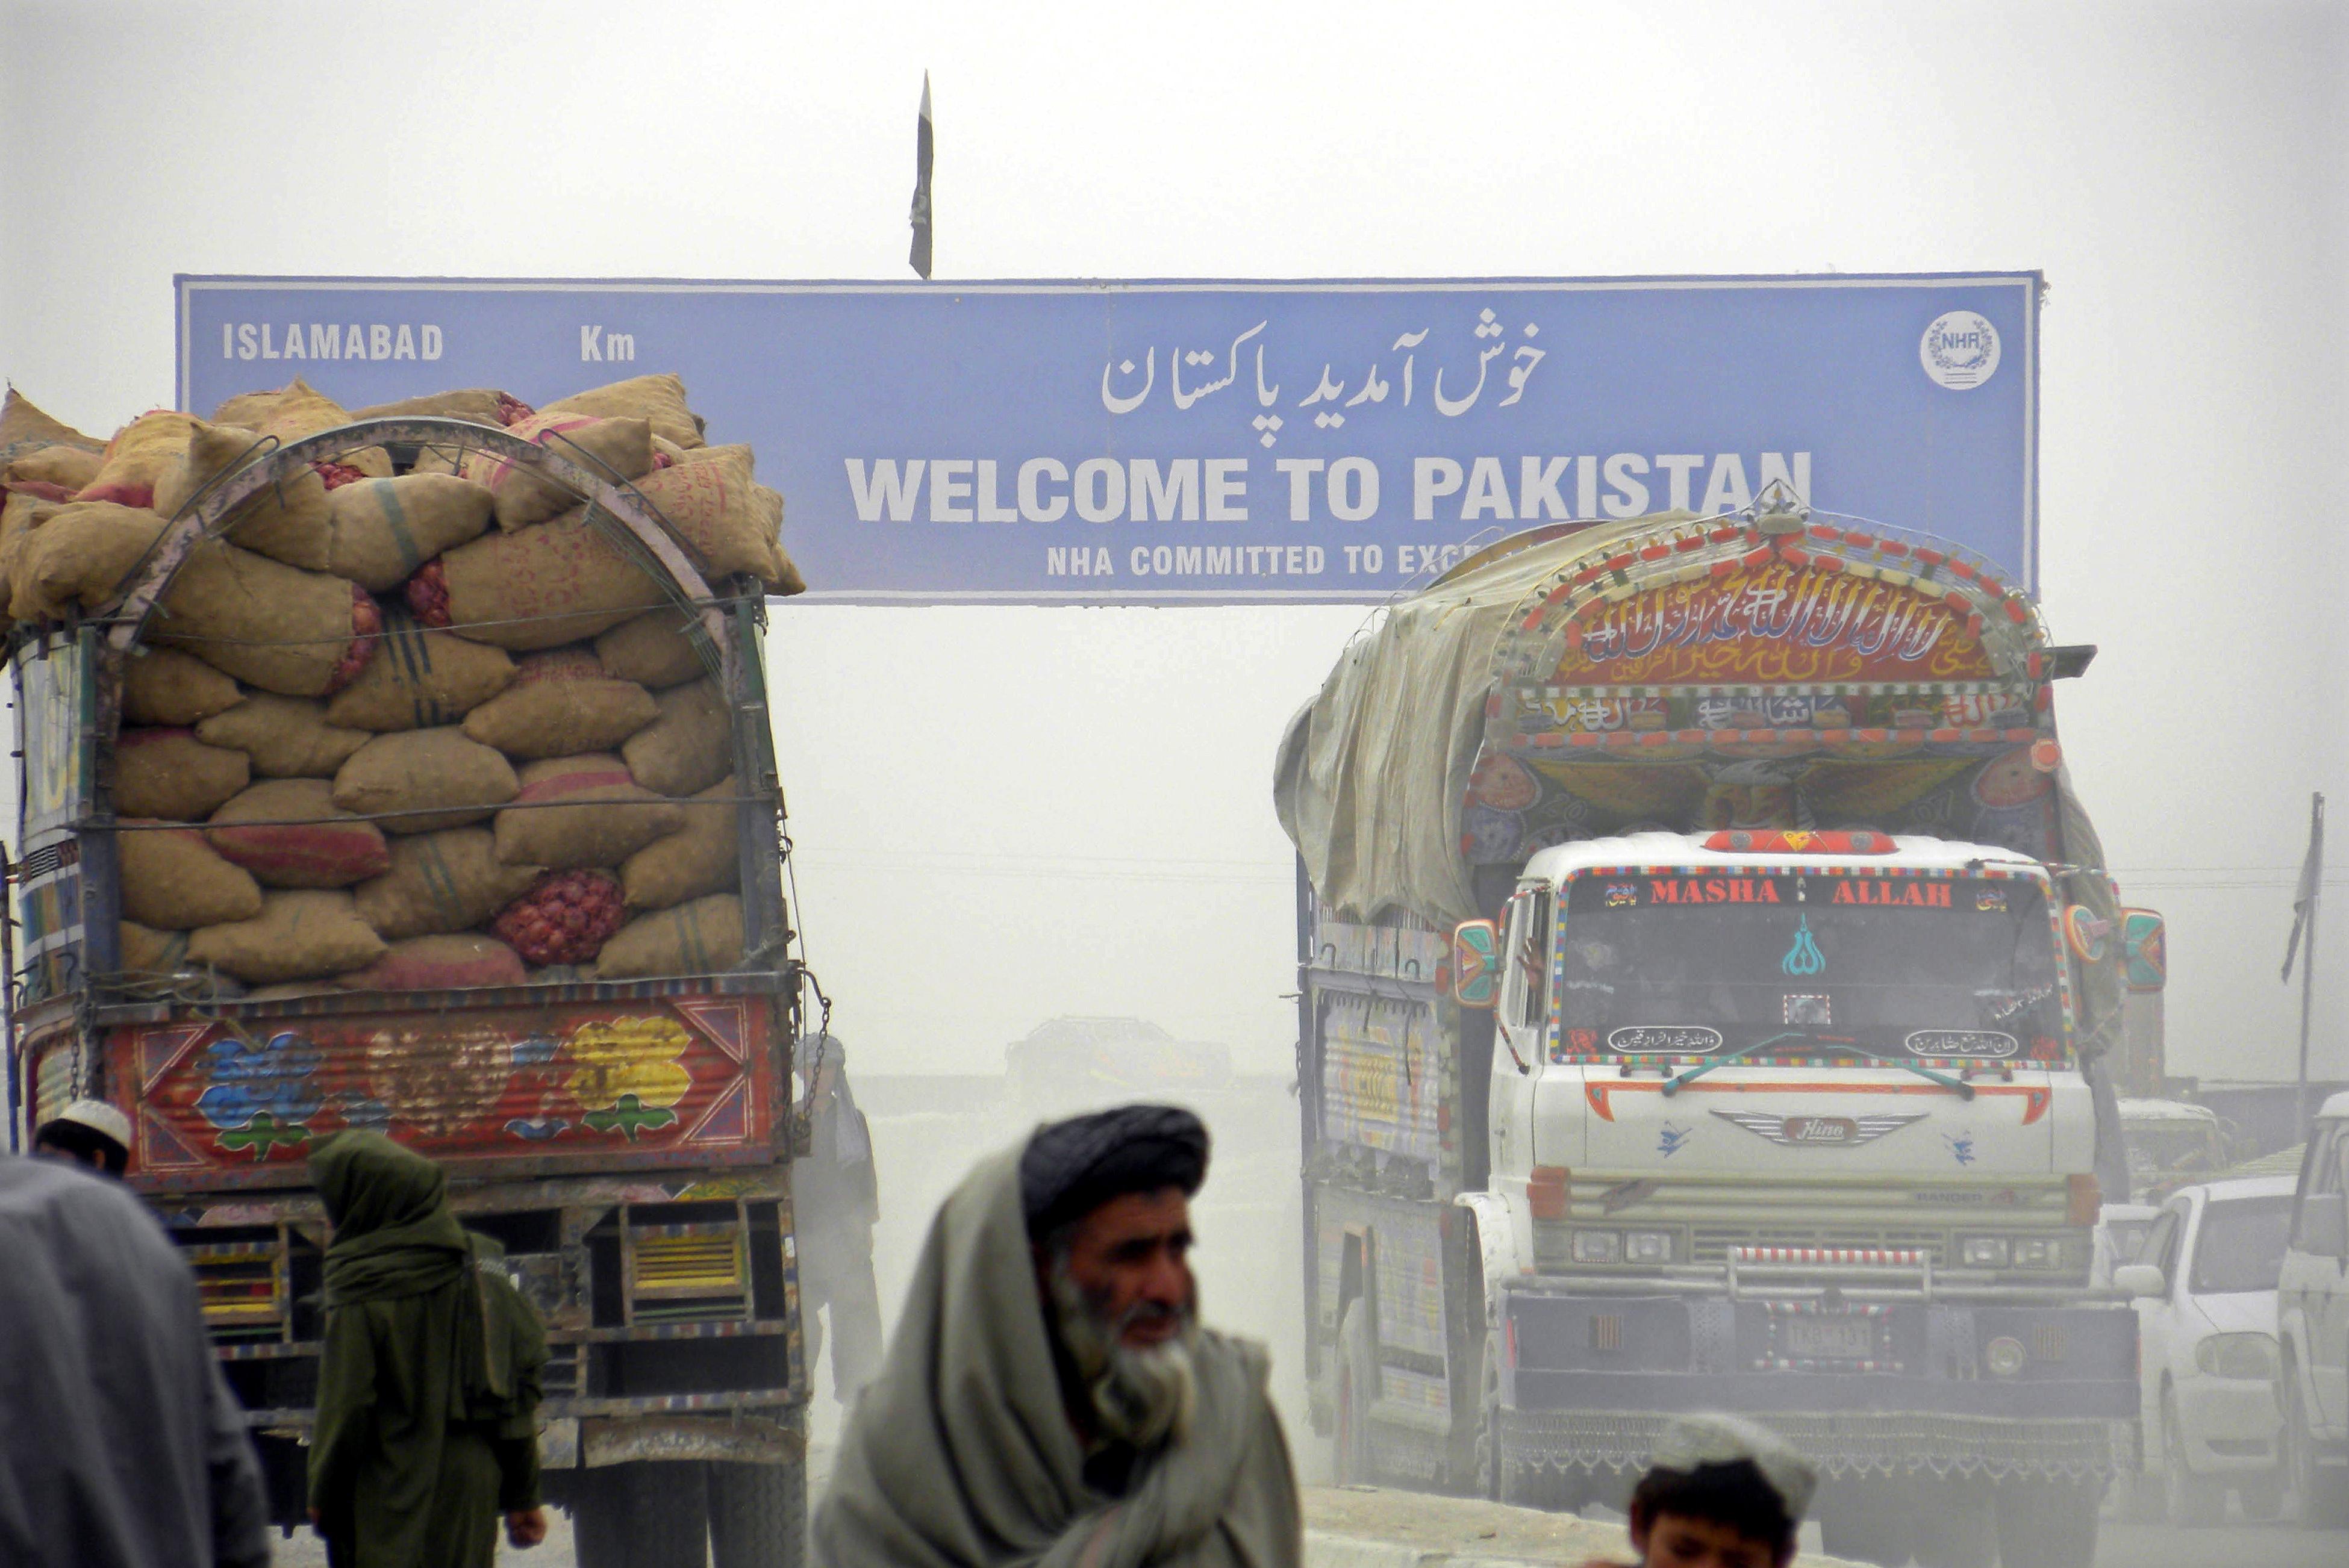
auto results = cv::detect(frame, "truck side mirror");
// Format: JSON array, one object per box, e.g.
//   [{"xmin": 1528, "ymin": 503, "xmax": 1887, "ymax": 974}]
[
  {"xmin": 1448, "ymin": 920, "xmax": 1499, "ymax": 1009},
  {"xmin": 2112, "ymin": 1263, "xmax": 2165, "ymax": 1300},
  {"xmin": 2297, "ymin": 1191, "xmax": 2348, "ymax": 1260}
]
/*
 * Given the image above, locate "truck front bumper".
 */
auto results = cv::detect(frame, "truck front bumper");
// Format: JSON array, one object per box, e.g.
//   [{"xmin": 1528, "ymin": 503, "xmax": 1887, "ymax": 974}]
[{"xmin": 1500, "ymin": 1288, "xmax": 2139, "ymax": 1479}]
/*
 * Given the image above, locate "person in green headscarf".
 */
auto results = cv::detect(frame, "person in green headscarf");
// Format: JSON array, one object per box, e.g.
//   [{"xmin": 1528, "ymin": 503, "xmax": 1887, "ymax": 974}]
[{"xmin": 307, "ymin": 1131, "xmax": 550, "ymax": 1567}]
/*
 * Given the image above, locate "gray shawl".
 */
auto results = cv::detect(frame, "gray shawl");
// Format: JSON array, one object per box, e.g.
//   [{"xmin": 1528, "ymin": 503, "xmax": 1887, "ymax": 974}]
[
  {"xmin": 0, "ymin": 1155, "xmax": 270, "ymax": 1568},
  {"xmin": 811, "ymin": 1149, "xmax": 1300, "ymax": 1568}
]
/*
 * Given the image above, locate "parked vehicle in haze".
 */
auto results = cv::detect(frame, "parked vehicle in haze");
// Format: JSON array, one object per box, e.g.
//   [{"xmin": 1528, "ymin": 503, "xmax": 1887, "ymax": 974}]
[
  {"xmin": 1277, "ymin": 506, "xmax": 2149, "ymax": 1568},
  {"xmin": 3, "ymin": 408, "xmax": 817, "ymax": 1568},
  {"xmin": 2113, "ymin": 1175, "xmax": 2294, "ymax": 1525},
  {"xmin": 2276, "ymin": 1089, "xmax": 2349, "ymax": 1527},
  {"xmin": 2120, "ymin": 1097, "xmax": 2232, "ymax": 1201}
]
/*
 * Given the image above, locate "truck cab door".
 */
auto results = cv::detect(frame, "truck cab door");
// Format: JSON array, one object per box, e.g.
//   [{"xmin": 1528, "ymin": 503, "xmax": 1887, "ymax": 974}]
[{"xmin": 1489, "ymin": 886, "xmax": 1552, "ymax": 1178}]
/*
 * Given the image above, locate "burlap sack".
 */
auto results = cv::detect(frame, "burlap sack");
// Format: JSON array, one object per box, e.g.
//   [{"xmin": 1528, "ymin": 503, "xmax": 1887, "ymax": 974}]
[
  {"xmin": 325, "ymin": 474, "xmax": 494, "ymax": 592},
  {"xmin": 631, "ymin": 445, "xmax": 788, "ymax": 585},
  {"xmin": 116, "ymin": 727, "xmax": 251, "ymax": 820},
  {"xmin": 622, "ymin": 678, "xmax": 731, "ymax": 797},
  {"xmin": 151, "ymin": 541, "xmax": 379, "ymax": 697},
  {"xmin": 350, "ymin": 389, "xmax": 511, "ymax": 425},
  {"xmin": 75, "ymin": 411, "xmax": 202, "ymax": 508},
  {"xmin": 0, "ymin": 389, "xmax": 101, "ymax": 459},
  {"xmin": 123, "ymin": 648, "xmax": 243, "ymax": 727},
  {"xmin": 461, "ymin": 649, "xmax": 657, "ymax": 759},
  {"xmin": 544, "ymin": 373, "xmax": 703, "ymax": 450},
  {"xmin": 621, "ymin": 775, "xmax": 741, "ymax": 910},
  {"xmin": 333, "ymin": 727, "xmax": 519, "ymax": 833},
  {"xmin": 354, "ymin": 826, "xmax": 542, "ymax": 939},
  {"xmin": 149, "ymin": 421, "xmax": 334, "ymax": 570},
  {"xmin": 336, "ymin": 933, "xmax": 526, "ymax": 991},
  {"xmin": 196, "ymin": 693, "xmax": 371, "ymax": 778},
  {"xmin": 186, "ymin": 889, "xmax": 387, "ymax": 983},
  {"xmin": 206, "ymin": 779, "xmax": 392, "ymax": 888},
  {"xmin": 117, "ymin": 821, "xmax": 265, "ymax": 930},
  {"xmin": 13, "ymin": 501, "xmax": 166, "ymax": 620},
  {"xmin": 594, "ymin": 894, "xmax": 744, "ymax": 980},
  {"xmin": 325, "ymin": 612, "xmax": 514, "ymax": 730},
  {"xmin": 119, "ymin": 919, "xmax": 192, "ymax": 974},
  {"xmin": 5, "ymin": 445, "xmax": 104, "ymax": 493},
  {"xmin": 594, "ymin": 608, "xmax": 711, "ymax": 689},
  {"xmin": 431, "ymin": 514, "xmax": 669, "ymax": 649},
  {"xmin": 493, "ymin": 753, "xmax": 683, "ymax": 870},
  {"xmin": 466, "ymin": 412, "xmax": 654, "ymax": 529},
  {"xmin": 0, "ymin": 491, "xmax": 63, "ymax": 624},
  {"xmin": 210, "ymin": 379, "xmax": 390, "ymax": 479}
]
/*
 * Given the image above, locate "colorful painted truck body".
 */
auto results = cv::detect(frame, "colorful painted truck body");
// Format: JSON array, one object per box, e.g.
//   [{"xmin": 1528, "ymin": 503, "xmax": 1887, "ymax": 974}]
[
  {"xmin": 3, "ymin": 418, "xmax": 813, "ymax": 1567},
  {"xmin": 1276, "ymin": 508, "xmax": 2143, "ymax": 1568}
]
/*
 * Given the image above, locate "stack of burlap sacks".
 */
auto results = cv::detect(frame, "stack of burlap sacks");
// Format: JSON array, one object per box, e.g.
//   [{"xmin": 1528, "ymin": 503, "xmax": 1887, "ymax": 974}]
[{"xmin": 0, "ymin": 375, "xmax": 803, "ymax": 997}]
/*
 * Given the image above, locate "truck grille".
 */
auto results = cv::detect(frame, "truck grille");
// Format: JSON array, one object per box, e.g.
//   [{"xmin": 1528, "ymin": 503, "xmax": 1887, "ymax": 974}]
[
  {"xmin": 625, "ymin": 1219, "xmax": 750, "ymax": 1322},
  {"xmin": 182, "ymin": 1240, "xmax": 289, "ymax": 1340},
  {"xmin": 1692, "ymin": 1227, "xmax": 1948, "ymax": 1266}
]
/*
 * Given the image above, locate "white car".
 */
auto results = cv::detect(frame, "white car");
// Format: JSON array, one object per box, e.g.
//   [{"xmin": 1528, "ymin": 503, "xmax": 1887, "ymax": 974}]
[{"xmin": 2115, "ymin": 1174, "xmax": 2296, "ymax": 1525}]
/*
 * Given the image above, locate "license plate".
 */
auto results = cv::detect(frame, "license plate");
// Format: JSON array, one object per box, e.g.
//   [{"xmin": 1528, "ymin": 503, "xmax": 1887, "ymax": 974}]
[{"xmin": 1784, "ymin": 1319, "xmax": 1874, "ymax": 1360}]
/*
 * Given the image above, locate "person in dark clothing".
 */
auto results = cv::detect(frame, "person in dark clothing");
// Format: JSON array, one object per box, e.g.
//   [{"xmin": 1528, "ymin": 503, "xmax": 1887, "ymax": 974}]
[
  {"xmin": 0, "ymin": 1150, "xmax": 272, "ymax": 1567},
  {"xmin": 793, "ymin": 1031, "xmax": 885, "ymax": 1399},
  {"xmin": 307, "ymin": 1131, "xmax": 549, "ymax": 1568}
]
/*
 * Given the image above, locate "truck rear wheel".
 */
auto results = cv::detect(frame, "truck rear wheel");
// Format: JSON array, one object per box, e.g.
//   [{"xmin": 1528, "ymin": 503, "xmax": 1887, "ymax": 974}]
[
  {"xmin": 708, "ymin": 1459, "xmax": 807, "ymax": 1568},
  {"xmin": 1334, "ymin": 1301, "xmax": 1376, "ymax": 1485},
  {"xmin": 1991, "ymin": 1477, "xmax": 2100, "ymax": 1568},
  {"xmin": 1816, "ymin": 1478, "xmax": 1915, "ymax": 1567},
  {"xmin": 572, "ymin": 1461, "xmax": 712, "ymax": 1568},
  {"xmin": 1911, "ymin": 1475, "xmax": 1995, "ymax": 1568}
]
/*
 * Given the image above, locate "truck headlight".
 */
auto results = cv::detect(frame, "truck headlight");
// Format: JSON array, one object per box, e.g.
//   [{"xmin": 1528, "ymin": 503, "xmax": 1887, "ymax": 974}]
[
  {"xmin": 2194, "ymin": 1333, "xmax": 2279, "ymax": 1380},
  {"xmin": 2014, "ymin": 1237, "xmax": 2060, "ymax": 1268},
  {"xmin": 1960, "ymin": 1236, "xmax": 2011, "ymax": 1268},
  {"xmin": 1570, "ymin": 1230, "xmax": 1623, "ymax": 1264},
  {"xmin": 1624, "ymin": 1231, "xmax": 1674, "ymax": 1264},
  {"xmin": 1984, "ymin": 1336, "xmax": 2027, "ymax": 1377}
]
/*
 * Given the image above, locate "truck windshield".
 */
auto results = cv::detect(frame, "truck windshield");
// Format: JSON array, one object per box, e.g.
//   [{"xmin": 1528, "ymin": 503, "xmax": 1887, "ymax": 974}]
[{"xmin": 1556, "ymin": 870, "xmax": 2064, "ymax": 1061}]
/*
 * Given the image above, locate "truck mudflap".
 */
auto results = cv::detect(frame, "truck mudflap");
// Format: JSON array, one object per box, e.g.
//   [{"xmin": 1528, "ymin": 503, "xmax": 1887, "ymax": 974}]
[{"xmin": 1498, "ymin": 1287, "xmax": 2139, "ymax": 1480}]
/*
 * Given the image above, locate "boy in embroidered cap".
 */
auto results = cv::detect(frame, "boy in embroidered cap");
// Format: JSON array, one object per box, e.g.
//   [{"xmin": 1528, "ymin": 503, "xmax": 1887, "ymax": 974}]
[{"xmin": 1588, "ymin": 1414, "xmax": 1817, "ymax": 1568}]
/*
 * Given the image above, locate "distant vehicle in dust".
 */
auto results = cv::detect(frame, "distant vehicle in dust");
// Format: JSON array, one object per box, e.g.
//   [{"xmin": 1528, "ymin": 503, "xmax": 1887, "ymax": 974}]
[
  {"xmin": 2119, "ymin": 1098, "xmax": 2232, "ymax": 1200},
  {"xmin": 1006, "ymin": 1015, "xmax": 1234, "ymax": 1118}
]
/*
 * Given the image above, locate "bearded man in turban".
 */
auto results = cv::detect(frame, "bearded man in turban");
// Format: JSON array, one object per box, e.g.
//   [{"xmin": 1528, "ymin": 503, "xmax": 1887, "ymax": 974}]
[{"xmin": 812, "ymin": 1103, "xmax": 1300, "ymax": 1567}]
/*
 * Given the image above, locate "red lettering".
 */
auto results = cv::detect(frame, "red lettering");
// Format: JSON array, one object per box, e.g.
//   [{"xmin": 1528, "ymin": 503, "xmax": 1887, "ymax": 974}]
[
  {"xmin": 1757, "ymin": 880, "xmax": 1780, "ymax": 903},
  {"xmin": 1926, "ymin": 882, "xmax": 1950, "ymax": 907},
  {"xmin": 1706, "ymin": 879, "xmax": 1729, "ymax": 904},
  {"xmin": 1832, "ymin": 880, "xmax": 1859, "ymax": 904},
  {"xmin": 1651, "ymin": 880, "xmax": 1679, "ymax": 904}
]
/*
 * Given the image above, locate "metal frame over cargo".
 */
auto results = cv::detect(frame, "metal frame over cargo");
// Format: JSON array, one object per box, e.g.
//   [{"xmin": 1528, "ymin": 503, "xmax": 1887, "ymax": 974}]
[{"xmin": 5, "ymin": 417, "xmax": 819, "ymax": 1567}]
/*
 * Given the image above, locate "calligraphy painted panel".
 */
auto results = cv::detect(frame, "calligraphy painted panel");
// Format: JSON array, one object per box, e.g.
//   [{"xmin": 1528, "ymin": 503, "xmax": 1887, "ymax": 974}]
[{"xmin": 1553, "ymin": 563, "xmax": 1998, "ymax": 686}]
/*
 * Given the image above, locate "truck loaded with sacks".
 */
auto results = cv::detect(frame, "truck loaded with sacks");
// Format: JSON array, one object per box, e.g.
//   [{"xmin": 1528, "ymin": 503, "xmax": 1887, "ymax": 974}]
[
  {"xmin": 0, "ymin": 376, "xmax": 822, "ymax": 1566},
  {"xmin": 1276, "ymin": 503, "xmax": 2148, "ymax": 1568}
]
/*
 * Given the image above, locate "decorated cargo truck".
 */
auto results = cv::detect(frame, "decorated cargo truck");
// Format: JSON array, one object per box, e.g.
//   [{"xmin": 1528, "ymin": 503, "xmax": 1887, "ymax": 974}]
[
  {"xmin": 0, "ymin": 381, "xmax": 820, "ymax": 1567},
  {"xmin": 1276, "ymin": 503, "xmax": 2143, "ymax": 1568}
]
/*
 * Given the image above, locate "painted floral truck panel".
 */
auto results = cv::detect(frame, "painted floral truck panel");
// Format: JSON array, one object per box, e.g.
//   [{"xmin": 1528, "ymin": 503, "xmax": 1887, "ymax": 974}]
[{"xmin": 111, "ymin": 993, "xmax": 776, "ymax": 1187}]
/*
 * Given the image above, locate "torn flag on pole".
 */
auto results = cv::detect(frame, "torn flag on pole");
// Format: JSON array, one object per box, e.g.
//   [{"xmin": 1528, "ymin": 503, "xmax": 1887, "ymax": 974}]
[
  {"xmin": 2283, "ymin": 791, "xmax": 2325, "ymax": 982},
  {"xmin": 908, "ymin": 72, "xmax": 934, "ymax": 279}
]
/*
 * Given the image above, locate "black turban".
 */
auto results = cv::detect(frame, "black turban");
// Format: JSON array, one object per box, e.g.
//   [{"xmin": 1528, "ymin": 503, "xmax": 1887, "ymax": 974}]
[{"xmin": 1019, "ymin": 1104, "xmax": 1209, "ymax": 1240}]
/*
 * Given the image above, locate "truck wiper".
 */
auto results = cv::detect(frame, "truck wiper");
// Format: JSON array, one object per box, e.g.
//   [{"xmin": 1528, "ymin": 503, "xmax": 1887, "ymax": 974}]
[{"xmin": 1661, "ymin": 1034, "xmax": 1976, "ymax": 1100}]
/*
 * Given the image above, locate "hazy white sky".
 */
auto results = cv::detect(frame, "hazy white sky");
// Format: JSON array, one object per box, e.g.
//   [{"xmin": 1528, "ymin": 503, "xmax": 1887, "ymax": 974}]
[{"xmin": 4, "ymin": 0, "xmax": 2344, "ymax": 1080}]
